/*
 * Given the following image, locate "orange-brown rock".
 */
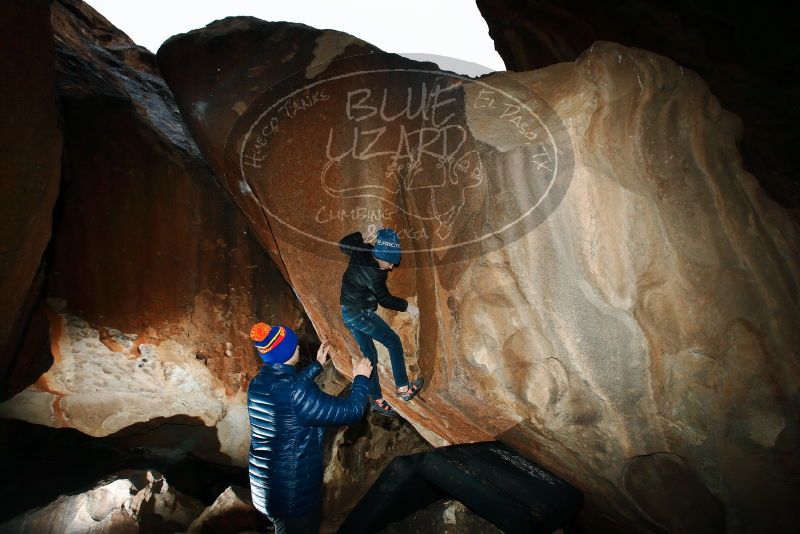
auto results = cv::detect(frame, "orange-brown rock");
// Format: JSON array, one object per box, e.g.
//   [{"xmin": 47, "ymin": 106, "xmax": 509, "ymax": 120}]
[
  {"xmin": 158, "ymin": 18, "xmax": 800, "ymax": 531},
  {"xmin": 48, "ymin": 0, "xmax": 307, "ymax": 357},
  {"xmin": 0, "ymin": 0, "xmax": 62, "ymax": 396},
  {"xmin": 0, "ymin": 1, "xmax": 309, "ymax": 465}
]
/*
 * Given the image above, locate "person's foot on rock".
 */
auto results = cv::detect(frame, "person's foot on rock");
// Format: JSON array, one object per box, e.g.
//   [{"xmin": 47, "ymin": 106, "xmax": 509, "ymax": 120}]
[
  {"xmin": 397, "ymin": 378, "xmax": 424, "ymax": 401},
  {"xmin": 370, "ymin": 398, "xmax": 398, "ymax": 417}
]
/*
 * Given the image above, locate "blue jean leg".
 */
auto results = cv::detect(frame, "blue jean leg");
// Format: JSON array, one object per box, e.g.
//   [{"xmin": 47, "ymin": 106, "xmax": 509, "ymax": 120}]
[
  {"xmin": 344, "ymin": 322, "xmax": 382, "ymax": 399},
  {"xmin": 342, "ymin": 307, "xmax": 409, "ymax": 399}
]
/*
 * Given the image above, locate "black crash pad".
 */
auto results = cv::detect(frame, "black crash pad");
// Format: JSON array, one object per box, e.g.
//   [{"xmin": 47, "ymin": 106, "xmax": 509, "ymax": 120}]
[{"xmin": 337, "ymin": 441, "xmax": 583, "ymax": 533}]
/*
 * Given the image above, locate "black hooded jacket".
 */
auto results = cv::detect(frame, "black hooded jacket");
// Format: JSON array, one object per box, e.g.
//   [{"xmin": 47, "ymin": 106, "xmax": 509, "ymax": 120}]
[{"xmin": 339, "ymin": 232, "xmax": 408, "ymax": 312}]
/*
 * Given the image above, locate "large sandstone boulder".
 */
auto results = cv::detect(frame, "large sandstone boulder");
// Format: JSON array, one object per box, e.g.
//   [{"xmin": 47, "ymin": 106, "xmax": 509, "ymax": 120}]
[
  {"xmin": 158, "ymin": 18, "xmax": 800, "ymax": 531},
  {"xmin": 0, "ymin": 0, "xmax": 309, "ymax": 466}
]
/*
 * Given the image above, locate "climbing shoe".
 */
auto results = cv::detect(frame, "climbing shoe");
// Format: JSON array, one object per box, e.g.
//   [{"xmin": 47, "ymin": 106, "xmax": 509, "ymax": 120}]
[
  {"xmin": 370, "ymin": 398, "xmax": 398, "ymax": 418},
  {"xmin": 397, "ymin": 377, "xmax": 424, "ymax": 401}
]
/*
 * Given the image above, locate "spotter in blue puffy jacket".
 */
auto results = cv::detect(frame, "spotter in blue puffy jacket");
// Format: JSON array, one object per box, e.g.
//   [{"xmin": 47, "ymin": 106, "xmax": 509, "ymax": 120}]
[{"xmin": 247, "ymin": 322, "xmax": 370, "ymax": 523}]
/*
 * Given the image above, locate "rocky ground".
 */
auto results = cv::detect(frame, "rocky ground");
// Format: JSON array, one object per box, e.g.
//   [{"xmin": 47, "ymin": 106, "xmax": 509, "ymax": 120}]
[
  {"xmin": 378, "ymin": 500, "xmax": 502, "ymax": 534},
  {"xmin": 0, "ymin": 468, "xmax": 269, "ymax": 534}
]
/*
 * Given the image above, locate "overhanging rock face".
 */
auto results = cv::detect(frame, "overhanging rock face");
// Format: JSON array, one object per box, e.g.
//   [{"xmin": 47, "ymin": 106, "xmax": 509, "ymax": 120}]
[{"xmin": 158, "ymin": 18, "xmax": 800, "ymax": 531}]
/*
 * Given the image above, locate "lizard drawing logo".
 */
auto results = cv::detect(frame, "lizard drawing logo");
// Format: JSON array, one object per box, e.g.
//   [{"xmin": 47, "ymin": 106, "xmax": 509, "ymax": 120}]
[{"xmin": 227, "ymin": 54, "xmax": 574, "ymax": 263}]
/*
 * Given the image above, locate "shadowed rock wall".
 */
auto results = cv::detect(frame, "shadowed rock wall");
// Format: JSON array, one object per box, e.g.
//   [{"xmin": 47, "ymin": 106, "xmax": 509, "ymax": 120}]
[
  {"xmin": 0, "ymin": 0, "xmax": 310, "ymax": 466},
  {"xmin": 475, "ymin": 0, "xmax": 800, "ymax": 210}
]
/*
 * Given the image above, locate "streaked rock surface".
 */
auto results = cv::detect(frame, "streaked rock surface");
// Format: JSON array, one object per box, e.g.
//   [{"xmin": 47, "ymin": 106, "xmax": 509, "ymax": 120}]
[
  {"xmin": 0, "ymin": 0, "xmax": 62, "ymax": 394},
  {"xmin": 158, "ymin": 18, "xmax": 800, "ymax": 531},
  {"xmin": 0, "ymin": 0, "xmax": 309, "ymax": 466}
]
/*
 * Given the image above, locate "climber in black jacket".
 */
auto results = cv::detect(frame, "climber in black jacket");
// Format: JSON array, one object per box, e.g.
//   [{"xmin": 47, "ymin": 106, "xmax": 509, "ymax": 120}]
[
  {"xmin": 247, "ymin": 322, "xmax": 373, "ymax": 534},
  {"xmin": 339, "ymin": 228, "xmax": 423, "ymax": 418}
]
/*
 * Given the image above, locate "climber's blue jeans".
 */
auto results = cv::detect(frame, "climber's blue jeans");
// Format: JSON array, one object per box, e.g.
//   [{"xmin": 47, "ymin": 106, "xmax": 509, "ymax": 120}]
[{"xmin": 341, "ymin": 305, "xmax": 409, "ymax": 400}]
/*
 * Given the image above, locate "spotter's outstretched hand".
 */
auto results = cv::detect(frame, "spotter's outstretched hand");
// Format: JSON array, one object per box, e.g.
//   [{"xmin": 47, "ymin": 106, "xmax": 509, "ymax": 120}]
[
  {"xmin": 353, "ymin": 357, "xmax": 373, "ymax": 378},
  {"xmin": 316, "ymin": 341, "xmax": 331, "ymax": 365}
]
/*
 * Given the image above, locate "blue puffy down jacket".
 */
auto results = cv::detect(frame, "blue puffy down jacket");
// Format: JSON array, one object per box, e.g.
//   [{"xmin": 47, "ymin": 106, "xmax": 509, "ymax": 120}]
[{"xmin": 247, "ymin": 360, "xmax": 369, "ymax": 519}]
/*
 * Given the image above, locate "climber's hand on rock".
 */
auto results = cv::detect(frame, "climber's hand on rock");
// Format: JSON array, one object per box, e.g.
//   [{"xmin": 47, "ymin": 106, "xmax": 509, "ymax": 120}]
[
  {"xmin": 316, "ymin": 341, "xmax": 330, "ymax": 365},
  {"xmin": 353, "ymin": 357, "xmax": 373, "ymax": 378},
  {"xmin": 363, "ymin": 226, "xmax": 378, "ymax": 244},
  {"xmin": 406, "ymin": 304, "xmax": 419, "ymax": 318}
]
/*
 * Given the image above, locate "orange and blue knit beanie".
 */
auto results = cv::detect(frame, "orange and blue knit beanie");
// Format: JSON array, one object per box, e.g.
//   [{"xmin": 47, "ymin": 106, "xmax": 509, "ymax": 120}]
[{"xmin": 250, "ymin": 322, "xmax": 298, "ymax": 363}]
